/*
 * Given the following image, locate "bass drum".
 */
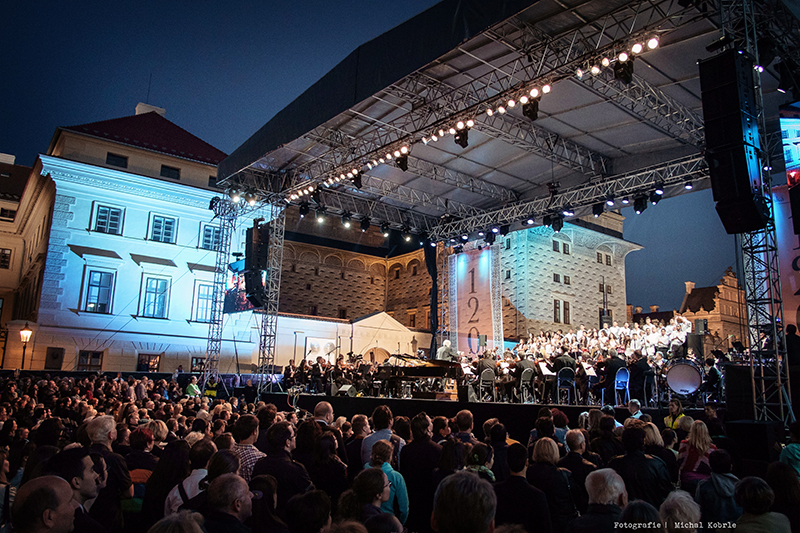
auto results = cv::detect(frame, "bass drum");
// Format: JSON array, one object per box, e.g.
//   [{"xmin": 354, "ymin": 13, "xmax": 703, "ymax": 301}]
[{"xmin": 665, "ymin": 358, "xmax": 703, "ymax": 395}]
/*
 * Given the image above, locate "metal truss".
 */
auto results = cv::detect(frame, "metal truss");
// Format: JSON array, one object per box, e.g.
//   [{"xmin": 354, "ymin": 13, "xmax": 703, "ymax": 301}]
[
  {"xmin": 721, "ymin": 0, "xmax": 793, "ymax": 424},
  {"xmin": 257, "ymin": 202, "xmax": 286, "ymax": 394},
  {"xmin": 310, "ymin": 188, "xmax": 440, "ymax": 232},
  {"xmin": 265, "ymin": 0, "xmax": 710, "ymax": 195},
  {"xmin": 438, "ymin": 244, "xmax": 452, "ymax": 348},
  {"xmin": 429, "ymin": 154, "xmax": 707, "ymax": 239},
  {"xmin": 203, "ymin": 198, "xmax": 238, "ymax": 393}
]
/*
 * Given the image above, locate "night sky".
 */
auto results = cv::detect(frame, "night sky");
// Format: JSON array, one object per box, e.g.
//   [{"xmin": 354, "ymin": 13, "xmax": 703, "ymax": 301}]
[{"xmin": 1, "ymin": 0, "xmax": 737, "ymax": 313}]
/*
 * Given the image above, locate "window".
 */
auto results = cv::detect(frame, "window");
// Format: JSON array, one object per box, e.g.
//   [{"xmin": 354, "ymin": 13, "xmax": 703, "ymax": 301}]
[
  {"xmin": 606, "ymin": 285, "xmax": 613, "ymax": 294},
  {"xmin": 597, "ymin": 252, "xmax": 603, "ymax": 263},
  {"xmin": 599, "ymin": 283, "xmax": 605, "ymax": 293},
  {"xmin": 553, "ymin": 273, "xmax": 561, "ymax": 283},
  {"xmin": 412, "ymin": 265, "xmax": 418, "ymax": 276},
  {"xmin": 195, "ymin": 284, "xmax": 214, "ymax": 323},
  {"xmin": 552, "ymin": 241, "xmax": 560, "ymax": 252},
  {"xmin": 338, "ymin": 308, "xmax": 347, "ymax": 319},
  {"xmin": 142, "ymin": 277, "xmax": 169, "ymax": 318},
  {"xmin": 94, "ymin": 205, "xmax": 123, "ymax": 235},
  {"xmin": 106, "ymin": 153, "xmax": 128, "ymax": 168},
  {"xmin": 564, "ymin": 275, "xmax": 571, "ymax": 285},
  {"xmin": 554, "ymin": 300, "xmax": 562, "ymax": 323},
  {"xmin": 0, "ymin": 208, "xmax": 16, "ymax": 221},
  {"xmin": 138, "ymin": 353, "xmax": 161, "ymax": 372},
  {"xmin": 394, "ymin": 269, "xmax": 400, "ymax": 280},
  {"xmin": 341, "ymin": 272, "xmax": 346, "ymax": 280},
  {"xmin": 308, "ymin": 305, "xmax": 318, "ymax": 316},
  {"xmin": 201, "ymin": 225, "xmax": 221, "ymax": 251},
  {"xmin": 505, "ymin": 239, "xmax": 511, "ymax": 250},
  {"xmin": 85, "ymin": 271, "xmax": 114, "ymax": 313},
  {"xmin": 0, "ymin": 249, "xmax": 10, "ymax": 269},
  {"xmin": 409, "ymin": 314, "xmax": 416, "ymax": 328},
  {"xmin": 786, "ymin": 148, "xmax": 794, "ymax": 164},
  {"xmin": 290, "ymin": 264, "xmax": 296, "ymax": 273},
  {"xmin": 306, "ymin": 284, "xmax": 311, "ymax": 290},
  {"xmin": 600, "ymin": 308, "xmax": 613, "ymax": 320},
  {"xmin": 606, "ymin": 254, "xmax": 612, "ymax": 266},
  {"xmin": 563, "ymin": 243, "xmax": 570, "ymax": 255},
  {"xmin": 150, "ymin": 215, "xmax": 177, "ymax": 243},
  {"xmin": 191, "ymin": 357, "xmax": 205, "ymax": 373},
  {"xmin": 160, "ymin": 165, "xmax": 180, "ymax": 180},
  {"xmin": 78, "ymin": 350, "xmax": 103, "ymax": 371},
  {"xmin": 505, "ymin": 269, "xmax": 511, "ymax": 280},
  {"xmin": 564, "ymin": 302, "xmax": 571, "ymax": 324}
]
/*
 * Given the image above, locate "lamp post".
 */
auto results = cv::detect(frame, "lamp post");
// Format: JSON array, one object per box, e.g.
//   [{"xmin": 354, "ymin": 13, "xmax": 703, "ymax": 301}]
[{"xmin": 19, "ymin": 323, "xmax": 32, "ymax": 370}]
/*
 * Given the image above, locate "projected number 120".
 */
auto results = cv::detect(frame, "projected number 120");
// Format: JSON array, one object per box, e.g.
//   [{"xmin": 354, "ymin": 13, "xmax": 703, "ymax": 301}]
[{"xmin": 468, "ymin": 269, "xmax": 480, "ymax": 353}]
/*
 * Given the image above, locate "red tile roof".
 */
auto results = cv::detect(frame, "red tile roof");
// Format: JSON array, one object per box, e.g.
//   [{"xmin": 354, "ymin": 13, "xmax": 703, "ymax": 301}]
[{"xmin": 62, "ymin": 112, "xmax": 227, "ymax": 165}]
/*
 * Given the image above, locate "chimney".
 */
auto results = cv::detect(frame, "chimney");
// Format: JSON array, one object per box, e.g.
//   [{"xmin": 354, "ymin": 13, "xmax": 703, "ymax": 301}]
[
  {"xmin": 685, "ymin": 281, "xmax": 695, "ymax": 294},
  {"xmin": 649, "ymin": 305, "xmax": 660, "ymax": 313},
  {"xmin": 635, "ymin": 306, "xmax": 643, "ymax": 314},
  {"xmin": 135, "ymin": 103, "xmax": 166, "ymax": 117},
  {"xmin": 0, "ymin": 153, "xmax": 16, "ymax": 165}
]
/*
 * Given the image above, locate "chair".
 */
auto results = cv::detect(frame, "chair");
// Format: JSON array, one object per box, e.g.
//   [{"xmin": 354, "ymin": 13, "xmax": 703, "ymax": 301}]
[
  {"xmin": 479, "ymin": 369, "xmax": 497, "ymax": 402},
  {"xmin": 601, "ymin": 367, "xmax": 630, "ymax": 406},
  {"xmin": 519, "ymin": 368, "xmax": 535, "ymax": 403},
  {"xmin": 557, "ymin": 367, "xmax": 577, "ymax": 405}
]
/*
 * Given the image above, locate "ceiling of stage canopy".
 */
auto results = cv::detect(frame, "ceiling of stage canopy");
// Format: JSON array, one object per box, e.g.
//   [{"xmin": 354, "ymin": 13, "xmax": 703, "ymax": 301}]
[{"xmin": 217, "ymin": 0, "xmax": 799, "ymax": 238}]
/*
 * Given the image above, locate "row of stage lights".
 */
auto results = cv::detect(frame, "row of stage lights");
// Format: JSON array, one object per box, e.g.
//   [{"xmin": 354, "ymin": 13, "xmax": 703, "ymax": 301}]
[{"xmin": 298, "ymin": 201, "xmax": 419, "ymax": 242}]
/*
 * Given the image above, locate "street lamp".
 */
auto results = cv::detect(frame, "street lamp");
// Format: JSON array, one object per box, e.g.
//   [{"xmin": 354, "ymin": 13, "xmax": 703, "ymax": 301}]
[{"xmin": 19, "ymin": 323, "xmax": 32, "ymax": 370}]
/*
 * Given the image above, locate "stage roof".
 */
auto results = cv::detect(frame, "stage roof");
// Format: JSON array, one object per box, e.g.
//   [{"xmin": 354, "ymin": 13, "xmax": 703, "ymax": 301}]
[{"xmin": 218, "ymin": 0, "xmax": 799, "ymax": 240}]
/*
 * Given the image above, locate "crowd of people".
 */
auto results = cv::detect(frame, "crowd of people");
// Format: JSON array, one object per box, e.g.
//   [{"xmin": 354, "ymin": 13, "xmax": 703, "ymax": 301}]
[{"xmin": 0, "ymin": 372, "xmax": 795, "ymax": 533}]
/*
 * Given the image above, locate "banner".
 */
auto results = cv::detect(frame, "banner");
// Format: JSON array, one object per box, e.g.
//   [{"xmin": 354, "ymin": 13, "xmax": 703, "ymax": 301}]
[
  {"xmin": 455, "ymin": 247, "xmax": 494, "ymax": 355},
  {"xmin": 773, "ymin": 186, "xmax": 800, "ymax": 330}
]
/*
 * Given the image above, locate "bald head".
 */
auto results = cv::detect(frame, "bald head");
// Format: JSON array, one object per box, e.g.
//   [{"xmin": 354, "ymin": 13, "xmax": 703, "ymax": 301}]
[
  {"xmin": 13, "ymin": 476, "xmax": 77, "ymax": 533},
  {"xmin": 314, "ymin": 402, "xmax": 333, "ymax": 424}
]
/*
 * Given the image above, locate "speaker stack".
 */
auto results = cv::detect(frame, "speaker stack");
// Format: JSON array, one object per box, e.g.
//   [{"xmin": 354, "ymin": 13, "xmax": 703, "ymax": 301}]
[{"xmin": 699, "ymin": 49, "xmax": 768, "ymax": 234}]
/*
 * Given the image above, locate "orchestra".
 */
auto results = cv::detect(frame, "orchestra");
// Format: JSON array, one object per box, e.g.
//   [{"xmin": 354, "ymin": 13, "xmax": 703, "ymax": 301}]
[{"xmin": 284, "ymin": 314, "xmax": 737, "ymax": 406}]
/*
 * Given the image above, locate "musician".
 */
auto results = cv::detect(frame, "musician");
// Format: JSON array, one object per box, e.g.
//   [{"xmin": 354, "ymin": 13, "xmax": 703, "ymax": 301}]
[
  {"xmin": 514, "ymin": 354, "xmax": 537, "ymax": 393},
  {"xmin": 601, "ymin": 351, "xmax": 627, "ymax": 406},
  {"xmin": 284, "ymin": 359, "xmax": 298, "ymax": 388},
  {"xmin": 310, "ymin": 356, "xmax": 325, "ymax": 393},
  {"xmin": 541, "ymin": 348, "xmax": 575, "ymax": 403},
  {"xmin": 475, "ymin": 351, "xmax": 499, "ymax": 400},
  {"xmin": 436, "ymin": 339, "xmax": 458, "ymax": 362},
  {"xmin": 698, "ymin": 357, "xmax": 721, "ymax": 401},
  {"xmin": 627, "ymin": 350, "xmax": 650, "ymax": 403},
  {"xmin": 668, "ymin": 327, "xmax": 686, "ymax": 359}
]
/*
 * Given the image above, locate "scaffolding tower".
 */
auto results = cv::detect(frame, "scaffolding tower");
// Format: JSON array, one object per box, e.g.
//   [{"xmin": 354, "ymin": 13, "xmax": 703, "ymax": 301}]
[{"xmin": 257, "ymin": 202, "xmax": 286, "ymax": 394}]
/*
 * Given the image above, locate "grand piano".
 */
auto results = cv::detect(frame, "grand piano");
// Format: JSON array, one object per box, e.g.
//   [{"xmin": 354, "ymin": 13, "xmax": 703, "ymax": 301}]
[{"xmin": 373, "ymin": 354, "xmax": 463, "ymax": 398}]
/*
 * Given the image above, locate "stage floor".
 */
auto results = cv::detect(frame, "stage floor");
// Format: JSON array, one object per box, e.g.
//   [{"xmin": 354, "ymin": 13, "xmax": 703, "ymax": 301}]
[{"xmin": 261, "ymin": 393, "xmax": 707, "ymax": 444}]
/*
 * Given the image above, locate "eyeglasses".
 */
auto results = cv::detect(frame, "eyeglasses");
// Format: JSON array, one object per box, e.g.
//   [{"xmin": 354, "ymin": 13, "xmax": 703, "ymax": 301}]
[{"xmin": 384, "ymin": 481, "xmax": 392, "ymax": 488}]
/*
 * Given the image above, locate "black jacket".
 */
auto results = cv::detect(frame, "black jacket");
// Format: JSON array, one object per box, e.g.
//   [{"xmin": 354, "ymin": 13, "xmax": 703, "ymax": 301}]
[
  {"xmin": 607, "ymin": 450, "xmax": 673, "ymax": 508},
  {"xmin": 565, "ymin": 504, "xmax": 622, "ymax": 533},
  {"xmin": 399, "ymin": 438, "xmax": 443, "ymax": 533},
  {"xmin": 526, "ymin": 462, "xmax": 580, "ymax": 533},
  {"xmin": 252, "ymin": 450, "xmax": 314, "ymax": 519},
  {"xmin": 202, "ymin": 510, "xmax": 251, "ymax": 533},
  {"xmin": 493, "ymin": 475, "xmax": 552, "ymax": 533},
  {"xmin": 557, "ymin": 452, "xmax": 597, "ymax": 513}
]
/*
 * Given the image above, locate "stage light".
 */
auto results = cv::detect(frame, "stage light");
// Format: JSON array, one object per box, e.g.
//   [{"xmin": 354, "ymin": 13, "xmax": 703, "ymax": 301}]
[
  {"xmin": 396, "ymin": 154, "xmax": 409, "ymax": 171},
  {"xmin": 358, "ymin": 217, "xmax": 369, "ymax": 232},
  {"xmin": 403, "ymin": 227, "xmax": 412, "ymax": 242},
  {"xmin": 654, "ymin": 183, "xmax": 664, "ymax": 195},
  {"xmin": 634, "ymin": 196, "xmax": 647, "ymax": 214},
  {"xmin": 491, "ymin": 226, "xmax": 500, "ymax": 234},
  {"xmin": 543, "ymin": 215, "xmax": 553, "ymax": 227},
  {"xmin": 430, "ymin": 241, "xmax": 437, "ymax": 247},
  {"xmin": 316, "ymin": 207, "xmax": 326, "ymax": 223},
  {"xmin": 498, "ymin": 106, "xmax": 506, "ymax": 114},
  {"xmin": 244, "ymin": 190, "xmax": 257, "ymax": 206},
  {"xmin": 461, "ymin": 234, "xmax": 469, "ymax": 241},
  {"xmin": 394, "ymin": 150, "xmax": 401, "ymax": 158},
  {"xmin": 520, "ymin": 95, "xmax": 529, "ymax": 104},
  {"xmin": 606, "ymin": 196, "xmax": 615, "ymax": 207},
  {"xmin": 466, "ymin": 119, "xmax": 474, "ymax": 128},
  {"xmin": 347, "ymin": 172, "xmax": 353, "ymax": 179},
  {"xmin": 230, "ymin": 189, "xmax": 241, "ymax": 203},
  {"xmin": 650, "ymin": 191, "xmax": 661, "ymax": 205},
  {"xmin": 591, "ymin": 65, "xmax": 601, "ymax": 75},
  {"xmin": 602, "ymin": 57, "xmax": 610, "ymax": 67},
  {"xmin": 552, "ymin": 216, "xmax": 564, "ymax": 233},
  {"xmin": 379, "ymin": 158, "xmax": 385, "ymax": 164},
  {"xmin": 380, "ymin": 223, "xmax": 390, "ymax": 237},
  {"xmin": 486, "ymin": 108, "xmax": 494, "ymax": 116},
  {"xmin": 622, "ymin": 197, "xmax": 630, "ymax": 204},
  {"xmin": 299, "ymin": 202, "xmax": 310, "ymax": 218},
  {"xmin": 367, "ymin": 162, "xmax": 373, "ymax": 169},
  {"xmin": 449, "ymin": 127, "xmax": 456, "ymax": 135},
  {"xmin": 454, "ymin": 129, "xmax": 469, "ymax": 148},
  {"xmin": 542, "ymin": 84, "xmax": 551, "ymax": 94},
  {"xmin": 530, "ymin": 87, "xmax": 540, "ymax": 98},
  {"xmin": 341, "ymin": 212, "xmax": 352, "ymax": 228},
  {"xmin": 648, "ymin": 37, "xmax": 659, "ymax": 49},
  {"xmin": 522, "ymin": 100, "xmax": 539, "ymax": 121},
  {"xmin": 631, "ymin": 43, "xmax": 643, "ymax": 54},
  {"xmin": 431, "ymin": 134, "xmax": 438, "ymax": 141},
  {"xmin": 478, "ymin": 230, "xmax": 485, "ymax": 237},
  {"xmin": 525, "ymin": 216, "xmax": 535, "ymax": 225},
  {"xmin": 593, "ymin": 202, "xmax": 605, "ymax": 218},
  {"xmin": 400, "ymin": 146, "xmax": 408, "ymax": 154},
  {"xmin": 684, "ymin": 180, "xmax": 694, "ymax": 190},
  {"xmin": 508, "ymin": 99, "xmax": 516, "ymax": 108},
  {"xmin": 485, "ymin": 232, "xmax": 496, "ymax": 244},
  {"xmin": 614, "ymin": 57, "xmax": 634, "ymax": 84},
  {"xmin": 576, "ymin": 68, "xmax": 584, "ymax": 79},
  {"xmin": 438, "ymin": 129, "xmax": 445, "ymax": 137},
  {"xmin": 386, "ymin": 152, "xmax": 393, "ymax": 160},
  {"xmin": 457, "ymin": 121, "xmax": 465, "ymax": 130},
  {"xmin": 562, "ymin": 206, "xmax": 575, "ymax": 217}
]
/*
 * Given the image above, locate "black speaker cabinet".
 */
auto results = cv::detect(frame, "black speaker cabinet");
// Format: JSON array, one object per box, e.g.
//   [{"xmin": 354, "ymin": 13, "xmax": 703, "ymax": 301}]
[
  {"xmin": 714, "ymin": 195, "xmax": 770, "ymax": 235},
  {"xmin": 725, "ymin": 364, "xmax": 755, "ymax": 420},
  {"xmin": 686, "ymin": 333, "xmax": 704, "ymax": 359},
  {"xmin": 705, "ymin": 144, "xmax": 762, "ymax": 204},
  {"xmin": 726, "ymin": 420, "xmax": 784, "ymax": 463}
]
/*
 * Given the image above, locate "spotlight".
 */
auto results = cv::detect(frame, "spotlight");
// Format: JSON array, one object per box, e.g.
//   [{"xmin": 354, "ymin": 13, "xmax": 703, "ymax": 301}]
[
  {"xmin": 562, "ymin": 206, "xmax": 575, "ymax": 217},
  {"xmin": 380, "ymin": 223, "xmax": 390, "ymax": 238},
  {"xmin": 631, "ymin": 43, "xmax": 643, "ymax": 54},
  {"xmin": 525, "ymin": 216, "xmax": 535, "ymax": 225},
  {"xmin": 316, "ymin": 207, "xmax": 326, "ymax": 223},
  {"xmin": 621, "ymin": 197, "xmax": 630, "ymax": 204},
  {"xmin": 431, "ymin": 134, "xmax": 438, "ymax": 141},
  {"xmin": 466, "ymin": 119, "xmax": 474, "ymax": 128},
  {"xmin": 497, "ymin": 106, "xmax": 506, "ymax": 114},
  {"xmin": 485, "ymin": 232, "xmax": 496, "ymax": 245},
  {"xmin": 576, "ymin": 68, "xmax": 584, "ymax": 79},
  {"xmin": 650, "ymin": 191, "xmax": 661, "ymax": 205},
  {"xmin": 438, "ymin": 129, "xmax": 445, "ymax": 137},
  {"xmin": 230, "ymin": 189, "xmax": 241, "ymax": 203},
  {"xmin": 613, "ymin": 57, "xmax": 634, "ymax": 84},
  {"xmin": 491, "ymin": 226, "xmax": 500, "ymax": 234},
  {"xmin": 478, "ymin": 231, "xmax": 485, "ymax": 237},
  {"xmin": 461, "ymin": 234, "xmax": 469, "ymax": 241},
  {"xmin": 299, "ymin": 202, "xmax": 310, "ymax": 218},
  {"xmin": 606, "ymin": 196, "xmax": 615, "ymax": 207},
  {"xmin": 454, "ymin": 129, "xmax": 469, "ymax": 148},
  {"xmin": 341, "ymin": 212, "xmax": 352, "ymax": 228},
  {"xmin": 602, "ymin": 57, "xmax": 610, "ymax": 67},
  {"xmin": 244, "ymin": 190, "xmax": 257, "ymax": 206},
  {"xmin": 593, "ymin": 202, "xmax": 605, "ymax": 217},
  {"xmin": 310, "ymin": 188, "xmax": 321, "ymax": 204},
  {"xmin": 591, "ymin": 65, "xmax": 601, "ymax": 75},
  {"xmin": 396, "ymin": 154, "xmax": 409, "ymax": 171},
  {"xmin": 552, "ymin": 216, "xmax": 564, "ymax": 233},
  {"xmin": 457, "ymin": 121, "xmax": 465, "ymax": 129},
  {"xmin": 360, "ymin": 217, "xmax": 370, "ymax": 232},
  {"xmin": 449, "ymin": 127, "xmax": 456, "ymax": 135},
  {"xmin": 421, "ymin": 138, "xmax": 428, "ymax": 145},
  {"xmin": 619, "ymin": 52, "xmax": 629, "ymax": 62},
  {"xmin": 507, "ymin": 99, "xmax": 516, "ymax": 108},
  {"xmin": 430, "ymin": 241, "xmax": 437, "ymax": 248},
  {"xmin": 684, "ymin": 181, "xmax": 694, "ymax": 190},
  {"xmin": 542, "ymin": 84, "xmax": 551, "ymax": 94},
  {"xmin": 543, "ymin": 215, "xmax": 553, "ymax": 227},
  {"xmin": 402, "ymin": 227, "xmax": 412, "ymax": 242},
  {"xmin": 400, "ymin": 146, "xmax": 408, "ymax": 154},
  {"xmin": 520, "ymin": 95, "xmax": 529, "ymax": 104},
  {"xmin": 654, "ymin": 184, "xmax": 664, "ymax": 195},
  {"xmin": 634, "ymin": 196, "xmax": 647, "ymax": 214},
  {"xmin": 486, "ymin": 108, "xmax": 494, "ymax": 116},
  {"xmin": 647, "ymin": 37, "xmax": 659, "ymax": 49},
  {"xmin": 522, "ymin": 99, "xmax": 540, "ymax": 121},
  {"xmin": 530, "ymin": 87, "xmax": 540, "ymax": 98}
]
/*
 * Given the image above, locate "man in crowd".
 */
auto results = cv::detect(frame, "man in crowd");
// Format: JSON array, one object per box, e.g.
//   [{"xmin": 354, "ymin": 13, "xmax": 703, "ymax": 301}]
[
  {"xmin": 361, "ymin": 405, "xmax": 404, "ymax": 465},
  {"xmin": 313, "ymin": 401, "xmax": 347, "ymax": 463},
  {"xmin": 45, "ymin": 448, "xmax": 104, "ymax": 533},
  {"xmin": 452, "ymin": 410, "xmax": 480, "ymax": 445},
  {"xmin": 12, "ymin": 476, "xmax": 79, "ymax": 533},
  {"xmin": 557, "ymin": 429, "xmax": 597, "ymax": 513},
  {"xmin": 232, "ymin": 414, "xmax": 265, "ymax": 483},
  {"xmin": 493, "ymin": 442, "xmax": 551, "ymax": 533},
  {"xmin": 345, "ymin": 414, "xmax": 370, "ymax": 482},
  {"xmin": 432, "ymin": 471, "xmax": 496, "ymax": 533},
  {"xmin": 608, "ymin": 426, "xmax": 673, "ymax": 507},
  {"xmin": 566, "ymin": 469, "xmax": 628, "ymax": 533},
  {"xmin": 399, "ymin": 412, "xmax": 442, "ymax": 533},
  {"xmin": 86, "ymin": 415, "xmax": 132, "ymax": 532},
  {"xmin": 201, "ymin": 474, "xmax": 254, "ymax": 533},
  {"xmin": 285, "ymin": 490, "xmax": 332, "ymax": 533}
]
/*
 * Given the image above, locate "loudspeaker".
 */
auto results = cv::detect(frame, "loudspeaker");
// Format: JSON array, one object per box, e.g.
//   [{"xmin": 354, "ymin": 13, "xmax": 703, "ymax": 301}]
[
  {"xmin": 790, "ymin": 185, "xmax": 800, "ymax": 235},
  {"xmin": 726, "ymin": 420, "xmax": 784, "ymax": 463},
  {"xmin": 245, "ymin": 222, "xmax": 270, "ymax": 272},
  {"xmin": 694, "ymin": 319, "xmax": 708, "ymax": 334},
  {"xmin": 725, "ymin": 364, "xmax": 755, "ymax": 420},
  {"xmin": 457, "ymin": 385, "xmax": 469, "ymax": 403},
  {"xmin": 244, "ymin": 270, "xmax": 265, "ymax": 307},
  {"xmin": 337, "ymin": 384, "xmax": 356, "ymax": 397},
  {"xmin": 714, "ymin": 195, "xmax": 770, "ymax": 235},
  {"xmin": 686, "ymin": 333, "xmax": 704, "ymax": 359},
  {"xmin": 705, "ymin": 144, "xmax": 761, "ymax": 204}
]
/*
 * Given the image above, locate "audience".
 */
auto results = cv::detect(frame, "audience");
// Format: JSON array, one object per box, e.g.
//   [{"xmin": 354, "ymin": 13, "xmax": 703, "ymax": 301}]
[
  {"xmin": 659, "ymin": 490, "xmax": 701, "ymax": 533},
  {"xmin": 432, "ymin": 471, "xmax": 495, "ymax": 533},
  {"xmin": 566, "ymin": 469, "xmax": 627, "ymax": 533},
  {"xmin": 734, "ymin": 476, "xmax": 791, "ymax": 532},
  {"xmin": 493, "ymin": 442, "xmax": 551, "ymax": 533}
]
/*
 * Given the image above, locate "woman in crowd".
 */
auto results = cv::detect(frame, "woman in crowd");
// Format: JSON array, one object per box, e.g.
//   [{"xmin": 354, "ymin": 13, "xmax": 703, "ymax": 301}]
[
  {"xmin": 663, "ymin": 399, "xmax": 685, "ymax": 430},
  {"xmin": 526, "ymin": 437, "xmax": 579, "ymax": 533},
  {"xmin": 464, "ymin": 442, "xmax": 495, "ymax": 482},
  {"xmin": 310, "ymin": 431, "xmax": 348, "ymax": 513},
  {"xmin": 677, "ymin": 420, "xmax": 716, "ymax": 495},
  {"xmin": 337, "ymin": 468, "xmax": 389, "ymax": 524},
  {"xmin": 589, "ymin": 415, "xmax": 624, "ymax": 465},
  {"xmin": 366, "ymin": 440, "xmax": 408, "ymax": 525},
  {"xmin": 248, "ymin": 475, "xmax": 289, "ymax": 533},
  {"xmin": 643, "ymin": 422, "xmax": 679, "ymax": 484}
]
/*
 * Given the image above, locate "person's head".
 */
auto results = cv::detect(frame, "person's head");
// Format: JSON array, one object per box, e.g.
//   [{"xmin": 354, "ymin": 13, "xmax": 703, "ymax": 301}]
[
  {"xmin": 207, "ymin": 473, "xmax": 253, "ymax": 522},
  {"xmin": 432, "ymin": 416, "xmax": 451, "ymax": 439},
  {"xmin": 532, "ymin": 437, "xmax": 559, "ymax": 465},
  {"xmin": 565, "ymin": 429, "xmax": 585, "ymax": 453},
  {"xmin": 627, "ymin": 400, "xmax": 641, "ymax": 415},
  {"xmin": 12, "ymin": 475, "xmax": 77, "ymax": 533},
  {"xmin": 205, "ymin": 450, "xmax": 240, "ymax": 488},
  {"xmin": 86, "ymin": 415, "xmax": 116, "ymax": 446},
  {"xmin": 677, "ymin": 415, "xmax": 694, "ymax": 434},
  {"xmin": 286, "ymin": 490, "xmax": 332, "ymax": 533},
  {"xmin": 371, "ymin": 406, "xmax": 393, "ymax": 431},
  {"xmin": 130, "ymin": 427, "xmax": 154, "ymax": 452},
  {"xmin": 147, "ymin": 511, "xmax": 205, "ymax": 533},
  {"xmin": 267, "ymin": 421, "xmax": 295, "ymax": 452},
  {"xmin": 214, "ymin": 433, "xmax": 235, "ymax": 450},
  {"xmin": 410, "ymin": 412, "xmax": 433, "ymax": 442},
  {"xmin": 585, "ymin": 469, "xmax": 627, "ymax": 507},
  {"xmin": 313, "ymin": 402, "xmax": 334, "ymax": 425},
  {"xmin": 455, "ymin": 410, "xmax": 473, "ymax": 432},
  {"xmin": 765, "ymin": 461, "xmax": 800, "ymax": 506},
  {"xmin": 618, "ymin": 500, "xmax": 660, "ymax": 531},
  {"xmin": 233, "ymin": 414, "xmax": 259, "ymax": 444},
  {"xmin": 489, "ymin": 423, "xmax": 507, "ymax": 445},
  {"xmin": 370, "ymin": 440, "xmax": 393, "ymax": 467},
  {"xmin": 535, "ymin": 417, "xmax": 556, "ymax": 439},
  {"xmin": 351, "ymin": 415, "xmax": 370, "ymax": 438},
  {"xmin": 190, "ymin": 438, "xmax": 217, "ymax": 471},
  {"xmin": 364, "ymin": 514, "xmax": 402, "ymax": 533},
  {"xmin": 551, "ymin": 409, "xmax": 569, "ymax": 429},
  {"xmin": 621, "ymin": 426, "xmax": 646, "ymax": 454},
  {"xmin": 735, "ymin": 476, "xmax": 775, "ymax": 515},
  {"xmin": 432, "ymin": 471, "xmax": 496, "ymax": 533},
  {"xmin": 668, "ymin": 399, "xmax": 683, "ymax": 416},
  {"xmin": 466, "ymin": 442, "xmax": 493, "ymax": 468},
  {"xmin": 393, "ymin": 416, "xmax": 411, "ymax": 443},
  {"xmin": 45, "ymin": 447, "xmax": 100, "ymax": 504},
  {"xmin": 642, "ymin": 423, "xmax": 664, "ymax": 447},
  {"xmin": 506, "ymin": 443, "xmax": 527, "ymax": 475},
  {"xmin": 661, "ymin": 428, "xmax": 677, "ymax": 447},
  {"xmin": 659, "ymin": 491, "xmax": 701, "ymax": 533}
]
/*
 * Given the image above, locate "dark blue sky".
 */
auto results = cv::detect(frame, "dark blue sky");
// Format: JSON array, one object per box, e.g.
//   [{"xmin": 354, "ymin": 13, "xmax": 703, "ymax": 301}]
[{"xmin": 1, "ymin": 0, "xmax": 736, "ymax": 312}]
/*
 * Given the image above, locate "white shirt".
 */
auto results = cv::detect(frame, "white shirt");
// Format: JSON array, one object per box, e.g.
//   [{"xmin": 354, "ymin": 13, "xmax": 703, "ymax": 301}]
[{"xmin": 164, "ymin": 468, "xmax": 208, "ymax": 515}]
